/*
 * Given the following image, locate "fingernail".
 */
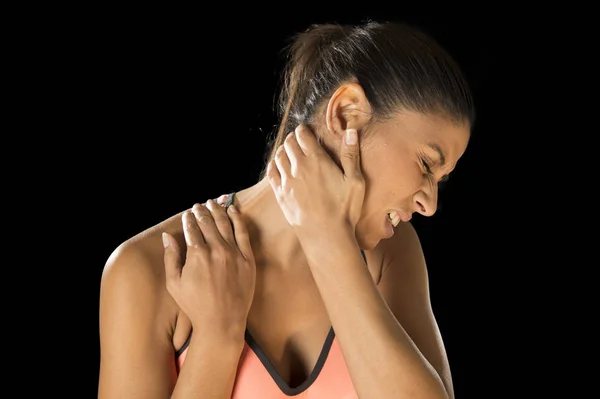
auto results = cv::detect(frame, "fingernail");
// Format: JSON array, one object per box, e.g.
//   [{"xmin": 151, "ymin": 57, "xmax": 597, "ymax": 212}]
[
  {"xmin": 161, "ymin": 232, "xmax": 169, "ymax": 248},
  {"xmin": 345, "ymin": 128, "xmax": 357, "ymax": 145},
  {"xmin": 229, "ymin": 205, "xmax": 238, "ymax": 213}
]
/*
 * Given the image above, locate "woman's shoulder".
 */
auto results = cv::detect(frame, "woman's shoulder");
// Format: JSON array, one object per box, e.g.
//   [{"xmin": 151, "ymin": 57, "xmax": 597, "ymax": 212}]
[
  {"xmin": 368, "ymin": 221, "xmax": 424, "ymax": 283},
  {"xmin": 99, "ymin": 209, "xmax": 191, "ymax": 360},
  {"xmin": 100, "ymin": 207, "xmax": 189, "ymax": 303},
  {"xmin": 102, "ymin": 192, "xmax": 234, "ymax": 286}
]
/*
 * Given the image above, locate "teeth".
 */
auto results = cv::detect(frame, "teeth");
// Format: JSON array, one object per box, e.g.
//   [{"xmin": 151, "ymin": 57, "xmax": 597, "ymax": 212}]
[{"xmin": 388, "ymin": 211, "xmax": 400, "ymax": 227}]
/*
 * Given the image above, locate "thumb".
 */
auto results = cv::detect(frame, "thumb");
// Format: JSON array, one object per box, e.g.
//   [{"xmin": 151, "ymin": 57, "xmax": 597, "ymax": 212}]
[
  {"xmin": 340, "ymin": 128, "xmax": 361, "ymax": 177},
  {"xmin": 162, "ymin": 232, "xmax": 183, "ymax": 288}
]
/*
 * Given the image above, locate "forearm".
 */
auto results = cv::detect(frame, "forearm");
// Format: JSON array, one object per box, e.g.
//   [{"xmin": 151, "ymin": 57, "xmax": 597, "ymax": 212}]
[
  {"xmin": 171, "ymin": 333, "xmax": 244, "ymax": 399},
  {"xmin": 302, "ymin": 229, "xmax": 448, "ymax": 399}
]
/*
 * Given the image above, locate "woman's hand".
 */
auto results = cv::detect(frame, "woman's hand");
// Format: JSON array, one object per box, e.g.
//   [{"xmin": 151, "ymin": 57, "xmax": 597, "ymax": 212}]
[
  {"xmin": 162, "ymin": 200, "xmax": 256, "ymax": 341},
  {"xmin": 266, "ymin": 124, "xmax": 365, "ymax": 244}
]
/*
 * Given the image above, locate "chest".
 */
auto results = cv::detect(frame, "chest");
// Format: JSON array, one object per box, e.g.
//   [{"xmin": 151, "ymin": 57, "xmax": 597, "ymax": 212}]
[
  {"xmin": 245, "ymin": 257, "xmax": 382, "ymax": 389},
  {"xmin": 246, "ymin": 267, "xmax": 330, "ymax": 388}
]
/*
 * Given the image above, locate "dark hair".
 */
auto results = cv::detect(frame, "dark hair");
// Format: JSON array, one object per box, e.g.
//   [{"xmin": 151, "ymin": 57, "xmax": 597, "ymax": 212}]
[{"xmin": 260, "ymin": 20, "xmax": 475, "ymax": 178}]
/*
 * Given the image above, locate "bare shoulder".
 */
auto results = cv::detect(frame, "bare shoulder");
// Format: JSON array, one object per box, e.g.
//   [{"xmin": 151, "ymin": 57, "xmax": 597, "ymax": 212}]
[
  {"xmin": 99, "ymin": 208, "xmax": 192, "ymax": 350},
  {"xmin": 101, "ymin": 209, "xmax": 185, "ymax": 287},
  {"xmin": 360, "ymin": 222, "xmax": 424, "ymax": 286},
  {"xmin": 376, "ymin": 221, "xmax": 427, "ymax": 284},
  {"xmin": 373, "ymin": 222, "xmax": 455, "ymax": 397},
  {"xmin": 98, "ymin": 210, "xmax": 190, "ymax": 398}
]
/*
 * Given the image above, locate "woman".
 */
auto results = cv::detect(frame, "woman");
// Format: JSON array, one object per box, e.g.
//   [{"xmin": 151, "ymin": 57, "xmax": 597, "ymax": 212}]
[{"xmin": 98, "ymin": 20, "xmax": 474, "ymax": 398}]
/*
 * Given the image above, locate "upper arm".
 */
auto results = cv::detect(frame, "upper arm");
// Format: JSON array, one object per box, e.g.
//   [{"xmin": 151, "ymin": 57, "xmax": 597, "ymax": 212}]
[
  {"xmin": 98, "ymin": 241, "xmax": 178, "ymax": 399},
  {"xmin": 377, "ymin": 222, "xmax": 454, "ymax": 398}
]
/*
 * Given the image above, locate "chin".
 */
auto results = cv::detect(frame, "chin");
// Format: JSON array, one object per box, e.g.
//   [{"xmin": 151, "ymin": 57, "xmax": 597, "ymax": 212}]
[
  {"xmin": 355, "ymin": 220, "xmax": 387, "ymax": 251},
  {"xmin": 355, "ymin": 232, "xmax": 379, "ymax": 251}
]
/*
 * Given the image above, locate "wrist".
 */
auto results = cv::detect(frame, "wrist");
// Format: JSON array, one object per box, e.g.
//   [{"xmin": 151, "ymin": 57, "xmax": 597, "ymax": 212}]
[
  {"xmin": 191, "ymin": 327, "xmax": 246, "ymax": 351},
  {"xmin": 296, "ymin": 218, "xmax": 354, "ymax": 242},
  {"xmin": 191, "ymin": 320, "xmax": 247, "ymax": 347},
  {"xmin": 189, "ymin": 331, "xmax": 245, "ymax": 362},
  {"xmin": 299, "ymin": 224, "xmax": 358, "ymax": 263}
]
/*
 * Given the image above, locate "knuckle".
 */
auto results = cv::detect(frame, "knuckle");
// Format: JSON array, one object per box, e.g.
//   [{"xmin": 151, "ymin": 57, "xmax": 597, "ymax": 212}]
[
  {"xmin": 213, "ymin": 215, "xmax": 230, "ymax": 226},
  {"xmin": 188, "ymin": 247, "xmax": 206, "ymax": 262},
  {"xmin": 184, "ymin": 219, "xmax": 197, "ymax": 230},
  {"xmin": 198, "ymin": 215, "xmax": 213, "ymax": 224},
  {"xmin": 193, "ymin": 203, "xmax": 209, "ymax": 215},
  {"xmin": 208, "ymin": 202, "xmax": 226, "ymax": 215},
  {"xmin": 212, "ymin": 248, "xmax": 231, "ymax": 265}
]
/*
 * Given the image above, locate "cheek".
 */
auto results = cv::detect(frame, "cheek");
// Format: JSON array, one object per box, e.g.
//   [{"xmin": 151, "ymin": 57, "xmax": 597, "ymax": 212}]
[
  {"xmin": 390, "ymin": 163, "xmax": 423, "ymax": 196},
  {"xmin": 363, "ymin": 155, "xmax": 422, "ymax": 201},
  {"xmin": 356, "ymin": 148, "xmax": 422, "ymax": 247}
]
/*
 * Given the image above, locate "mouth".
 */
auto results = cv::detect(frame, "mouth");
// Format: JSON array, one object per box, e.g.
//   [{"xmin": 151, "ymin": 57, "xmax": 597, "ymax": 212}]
[
  {"xmin": 387, "ymin": 211, "xmax": 401, "ymax": 228},
  {"xmin": 387, "ymin": 210, "xmax": 411, "ymax": 227}
]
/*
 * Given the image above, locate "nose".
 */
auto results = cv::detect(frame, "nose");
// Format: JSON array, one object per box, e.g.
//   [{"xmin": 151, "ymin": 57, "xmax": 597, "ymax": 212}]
[{"xmin": 413, "ymin": 185, "xmax": 438, "ymax": 217}]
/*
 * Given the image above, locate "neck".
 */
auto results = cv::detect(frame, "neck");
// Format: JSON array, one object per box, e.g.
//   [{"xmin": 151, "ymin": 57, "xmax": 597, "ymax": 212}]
[{"xmin": 231, "ymin": 177, "xmax": 307, "ymax": 271}]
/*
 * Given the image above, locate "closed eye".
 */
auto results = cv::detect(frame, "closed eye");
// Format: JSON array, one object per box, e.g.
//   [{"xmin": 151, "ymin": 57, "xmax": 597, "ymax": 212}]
[
  {"xmin": 421, "ymin": 158, "xmax": 433, "ymax": 175},
  {"xmin": 422, "ymin": 157, "xmax": 450, "ymax": 187}
]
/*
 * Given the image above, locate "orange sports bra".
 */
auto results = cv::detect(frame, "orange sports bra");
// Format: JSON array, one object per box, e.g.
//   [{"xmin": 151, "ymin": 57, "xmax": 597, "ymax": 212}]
[{"xmin": 174, "ymin": 192, "xmax": 359, "ymax": 398}]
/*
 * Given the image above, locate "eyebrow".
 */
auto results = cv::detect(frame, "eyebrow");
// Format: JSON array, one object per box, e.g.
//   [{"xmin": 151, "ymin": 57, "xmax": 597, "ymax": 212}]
[{"xmin": 427, "ymin": 143, "xmax": 446, "ymax": 167}]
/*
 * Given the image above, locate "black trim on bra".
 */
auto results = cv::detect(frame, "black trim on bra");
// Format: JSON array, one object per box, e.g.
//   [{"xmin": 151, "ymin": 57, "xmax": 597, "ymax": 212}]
[
  {"xmin": 245, "ymin": 326, "xmax": 336, "ymax": 395},
  {"xmin": 174, "ymin": 191, "xmax": 368, "ymax": 390},
  {"xmin": 175, "ymin": 330, "xmax": 192, "ymax": 357}
]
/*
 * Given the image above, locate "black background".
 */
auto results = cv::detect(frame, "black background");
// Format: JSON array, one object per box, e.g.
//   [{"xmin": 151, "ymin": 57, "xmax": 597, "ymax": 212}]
[
  {"xmin": 33, "ymin": 6, "xmax": 570, "ymax": 398},
  {"xmin": 90, "ymin": 12, "xmax": 510, "ymax": 397}
]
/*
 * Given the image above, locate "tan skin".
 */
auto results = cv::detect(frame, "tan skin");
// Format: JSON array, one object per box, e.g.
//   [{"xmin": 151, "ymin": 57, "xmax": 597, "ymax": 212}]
[{"xmin": 98, "ymin": 82, "xmax": 470, "ymax": 398}]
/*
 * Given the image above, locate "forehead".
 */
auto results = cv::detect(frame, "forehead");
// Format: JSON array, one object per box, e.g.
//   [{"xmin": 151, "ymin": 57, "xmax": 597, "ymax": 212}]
[{"xmin": 380, "ymin": 110, "xmax": 470, "ymax": 162}]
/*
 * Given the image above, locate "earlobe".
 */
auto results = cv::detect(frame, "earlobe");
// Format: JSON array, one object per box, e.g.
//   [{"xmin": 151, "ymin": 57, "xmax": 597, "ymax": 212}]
[{"xmin": 325, "ymin": 82, "xmax": 372, "ymax": 138}]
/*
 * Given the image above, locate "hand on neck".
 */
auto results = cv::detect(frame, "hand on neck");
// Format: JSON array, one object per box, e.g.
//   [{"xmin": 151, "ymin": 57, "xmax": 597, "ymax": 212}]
[{"xmin": 232, "ymin": 177, "xmax": 308, "ymax": 271}]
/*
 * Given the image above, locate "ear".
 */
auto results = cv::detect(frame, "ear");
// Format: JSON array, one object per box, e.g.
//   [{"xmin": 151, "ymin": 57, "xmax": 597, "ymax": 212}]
[{"xmin": 325, "ymin": 82, "xmax": 372, "ymax": 139}]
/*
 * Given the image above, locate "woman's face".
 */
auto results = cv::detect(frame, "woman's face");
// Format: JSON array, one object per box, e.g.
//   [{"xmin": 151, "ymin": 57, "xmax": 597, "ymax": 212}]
[{"xmin": 356, "ymin": 109, "xmax": 470, "ymax": 250}]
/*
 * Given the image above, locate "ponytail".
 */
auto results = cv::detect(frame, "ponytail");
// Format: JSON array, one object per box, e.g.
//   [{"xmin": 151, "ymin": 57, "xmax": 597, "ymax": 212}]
[
  {"xmin": 258, "ymin": 20, "xmax": 475, "ymax": 180},
  {"xmin": 260, "ymin": 24, "xmax": 351, "ymax": 178}
]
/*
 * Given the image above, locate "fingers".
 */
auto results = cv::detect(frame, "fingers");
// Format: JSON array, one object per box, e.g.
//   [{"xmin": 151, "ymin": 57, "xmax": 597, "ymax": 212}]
[
  {"xmin": 266, "ymin": 158, "xmax": 281, "ymax": 194},
  {"xmin": 182, "ymin": 210, "xmax": 205, "ymax": 248},
  {"xmin": 162, "ymin": 232, "xmax": 183, "ymax": 288},
  {"xmin": 267, "ymin": 124, "xmax": 327, "ymax": 197},
  {"xmin": 340, "ymin": 128, "xmax": 362, "ymax": 179},
  {"xmin": 191, "ymin": 201, "xmax": 226, "ymax": 247},
  {"xmin": 274, "ymin": 144, "xmax": 291, "ymax": 180},
  {"xmin": 283, "ymin": 132, "xmax": 304, "ymax": 175},
  {"xmin": 204, "ymin": 200, "xmax": 236, "ymax": 247},
  {"xmin": 270, "ymin": 128, "xmax": 307, "ymax": 186},
  {"xmin": 226, "ymin": 205, "xmax": 254, "ymax": 262},
  {"xmin": 294, "ymin": 124, "xmax": 322, "ymax": 156}
]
